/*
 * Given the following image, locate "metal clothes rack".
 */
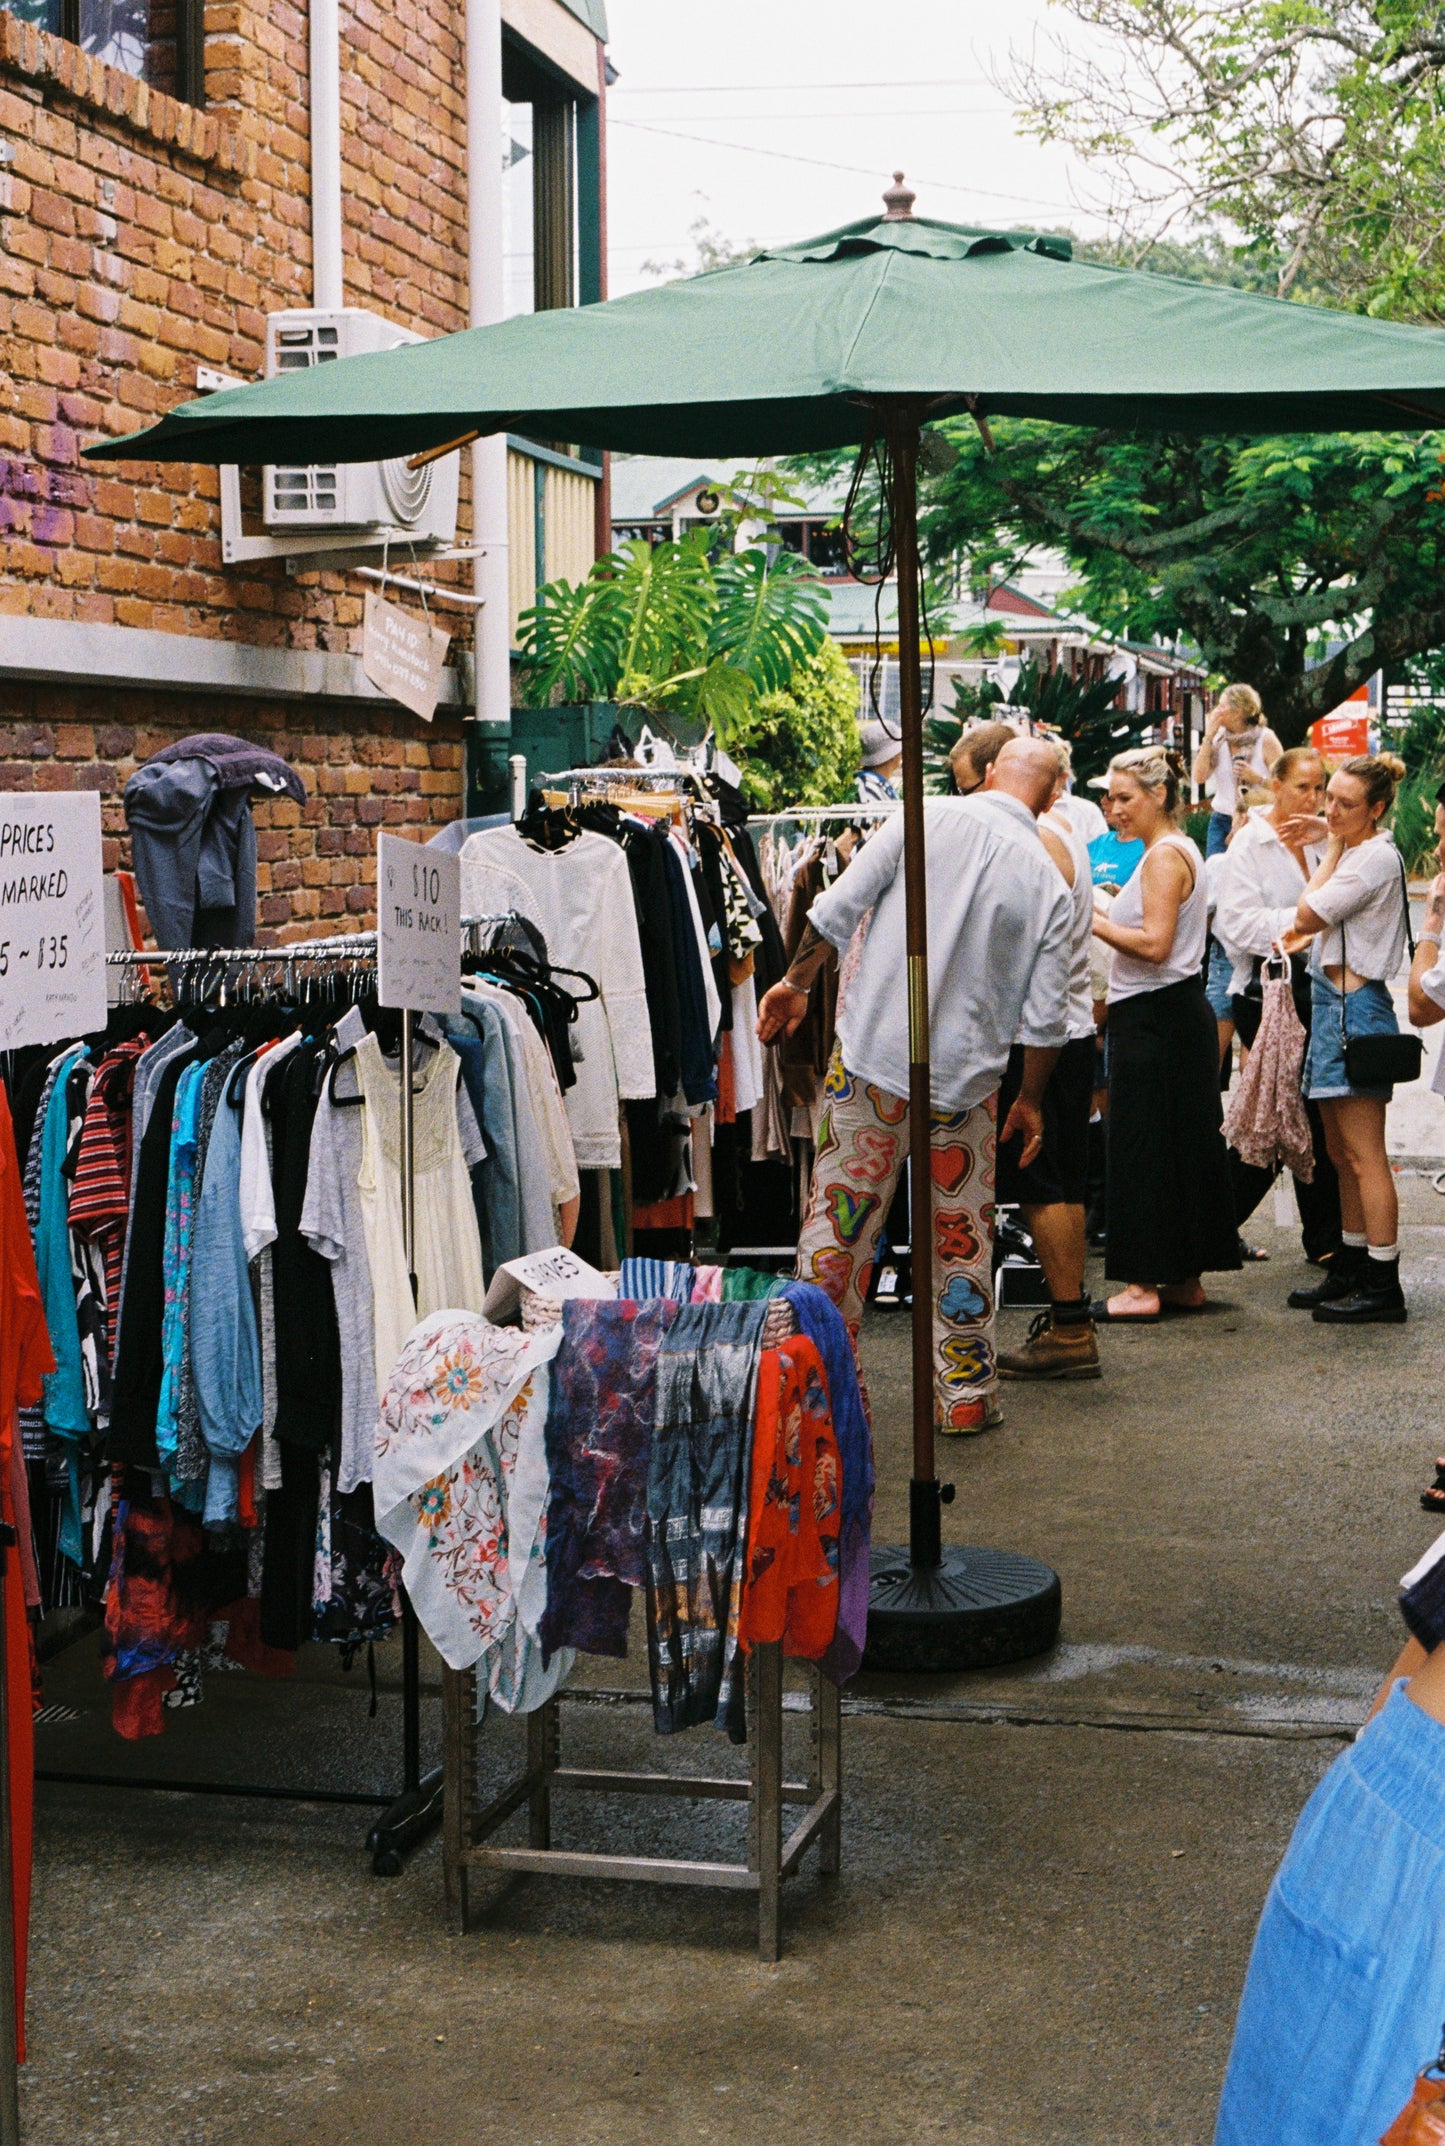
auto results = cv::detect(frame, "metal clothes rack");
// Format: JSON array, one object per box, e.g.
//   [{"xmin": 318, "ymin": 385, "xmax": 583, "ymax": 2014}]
[
  {"xmin": 745, "ymin": 803, "xmax": 899, "ymax": 828},
  {"xmin": 539, "ymin": 764, "xmax": 710, "ymax": 792},
  {"xmin": 43, "ymin": 933, "xmax": 442, "ymax": 1875},
  {"xmin": 441, "ymin": 1650, "xmax": 841, "ymax": 1962}
]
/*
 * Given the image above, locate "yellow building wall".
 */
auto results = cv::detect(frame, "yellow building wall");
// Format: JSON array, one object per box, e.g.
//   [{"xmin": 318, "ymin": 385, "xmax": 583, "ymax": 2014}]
[{"xmin": 506, "ymin": 447, "xmax": 599, "ymax": 647}]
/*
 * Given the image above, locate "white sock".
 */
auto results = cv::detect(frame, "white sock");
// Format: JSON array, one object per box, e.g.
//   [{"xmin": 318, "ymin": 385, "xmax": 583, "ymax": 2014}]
[
  {"xmin": 1342, "ymin": 1231, "xmax": 1368, "ymax": 1249},
  {"xmin": 1367, "ymin": 1242, "xmax": 1400, "ymax": 1263}
]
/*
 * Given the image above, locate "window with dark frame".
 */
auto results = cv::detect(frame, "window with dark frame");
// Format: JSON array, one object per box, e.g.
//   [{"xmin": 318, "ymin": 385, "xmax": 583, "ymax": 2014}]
[{"xmin": 6, "ymin": 0, "xmax": 205, "ymax": 103}]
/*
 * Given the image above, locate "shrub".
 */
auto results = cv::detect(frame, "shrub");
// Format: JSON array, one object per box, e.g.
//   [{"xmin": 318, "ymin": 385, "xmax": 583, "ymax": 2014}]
[{"xmin": 728, "ymin": 639, "xmax": 862, "ymax": 811}]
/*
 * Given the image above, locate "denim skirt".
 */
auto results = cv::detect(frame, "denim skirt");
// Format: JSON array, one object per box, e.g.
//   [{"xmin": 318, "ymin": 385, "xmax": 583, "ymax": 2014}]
[
  {"xmin": 1204, "ymin": 935, "xmax": 1235, "ymax": 1021},
  {"xmin": 1303, "ymin": 975, "xmax": 1398, "ymax": 1102},
  {"xmin": 1215, "ymin": 1681, "xmax": 1445, "ymax": 2145}
]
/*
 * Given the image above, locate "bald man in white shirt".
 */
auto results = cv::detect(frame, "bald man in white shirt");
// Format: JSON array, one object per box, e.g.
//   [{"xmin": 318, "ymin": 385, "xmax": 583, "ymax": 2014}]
[{"xmin": 758, "ymin": 736, "xmax": 1072, "ymax": 1433}]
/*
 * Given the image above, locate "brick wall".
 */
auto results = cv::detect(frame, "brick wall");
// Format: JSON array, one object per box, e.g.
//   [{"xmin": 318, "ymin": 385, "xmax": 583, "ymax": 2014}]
[
  {"xmin": 0, "ymin": 0, "xmax": 493, "ymax": 932},
  {"xmin": 0, "ymin": 3, "xmax": 476, "ymax": 646},
  {"xmin": 0, "ymin": 681, "xmax": 464, "ymax": 939}
]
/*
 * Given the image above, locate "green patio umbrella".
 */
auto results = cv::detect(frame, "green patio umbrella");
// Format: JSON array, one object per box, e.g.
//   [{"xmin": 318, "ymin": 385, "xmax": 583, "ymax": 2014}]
[{"xmin": 89, "ymin": 177, "xmax": 1445, "ymax": 1669}]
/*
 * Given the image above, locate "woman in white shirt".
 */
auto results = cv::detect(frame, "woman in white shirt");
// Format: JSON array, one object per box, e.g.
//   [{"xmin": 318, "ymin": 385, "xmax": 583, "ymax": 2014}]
[
  {"xmin": 1213, "ymin": 748, "xmax": 1342, "ymax": 1266},
  {"xmin": 1190, "ymin": 683, "xmax": 1283, "ymax": 858},
  {"xmin": 1281, "ymin": 753, "xmax": 1412, "ymax": 1323},
  {"xmin": 1091, "ymin": 748, "xmax": 1240, "ymax": 1322}
]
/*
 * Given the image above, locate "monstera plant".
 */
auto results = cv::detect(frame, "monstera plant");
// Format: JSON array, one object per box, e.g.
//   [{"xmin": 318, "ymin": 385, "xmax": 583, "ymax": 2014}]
[{"xmin": 515, "ymin": 532, "xmax": 830, "ymax": 742}]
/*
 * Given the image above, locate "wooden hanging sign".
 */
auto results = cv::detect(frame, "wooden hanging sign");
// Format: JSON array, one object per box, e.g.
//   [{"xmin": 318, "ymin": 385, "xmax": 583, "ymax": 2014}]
[{"xmin": 362, "ymin": 589, "xmax": 451, "ymax": 722}]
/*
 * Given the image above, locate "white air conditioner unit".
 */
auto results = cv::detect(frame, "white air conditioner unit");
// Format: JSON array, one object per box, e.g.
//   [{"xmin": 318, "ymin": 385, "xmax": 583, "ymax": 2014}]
[{"xmin": 261, "ymin": 309, "xmax": 459, "ymax": 544}]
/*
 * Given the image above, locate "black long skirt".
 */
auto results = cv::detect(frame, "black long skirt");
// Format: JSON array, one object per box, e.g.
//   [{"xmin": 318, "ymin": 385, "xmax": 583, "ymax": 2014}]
[{"xmin": 1105, "ymin": 976, "xmax": 1242, "ymax": 1285}]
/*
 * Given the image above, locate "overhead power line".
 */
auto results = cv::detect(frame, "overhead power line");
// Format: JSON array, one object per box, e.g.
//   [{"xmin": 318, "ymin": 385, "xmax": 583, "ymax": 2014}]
[
  {"xmin": 610, "ymin": 77, "xmax": 994, "ymax": 93},
  {"xmin": 609, "ymin": 118, "xmax": 1081, "ymax": 215}
]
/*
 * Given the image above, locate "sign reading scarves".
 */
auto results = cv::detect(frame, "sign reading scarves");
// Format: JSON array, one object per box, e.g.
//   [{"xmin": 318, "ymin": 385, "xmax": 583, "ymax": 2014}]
[{"xmin": 0, "ymin": 792, "xmax": 107, "ymax": 1051}]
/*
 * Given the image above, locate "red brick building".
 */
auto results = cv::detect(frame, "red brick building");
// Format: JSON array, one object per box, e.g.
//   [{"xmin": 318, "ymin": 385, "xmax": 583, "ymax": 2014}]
[{"xmin": 0, "ymin": 0, "xmax": 608, "ymax": 936}]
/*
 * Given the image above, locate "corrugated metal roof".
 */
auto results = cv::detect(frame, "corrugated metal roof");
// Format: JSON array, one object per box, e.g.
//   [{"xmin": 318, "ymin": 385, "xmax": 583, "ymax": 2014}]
[{"xmin": 609, "ymin": 452, "xmax": 848, "ymax": 521}]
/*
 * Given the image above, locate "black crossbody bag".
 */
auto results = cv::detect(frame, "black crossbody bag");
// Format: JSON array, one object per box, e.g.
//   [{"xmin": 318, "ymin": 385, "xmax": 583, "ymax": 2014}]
[{"xmin": 1338, "ymin": 847, "xmax": 1424, "ymax": 1086}]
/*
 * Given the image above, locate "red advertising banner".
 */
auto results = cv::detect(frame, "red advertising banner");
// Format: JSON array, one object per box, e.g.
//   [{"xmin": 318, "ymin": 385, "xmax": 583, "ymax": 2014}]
[{"xmin": 1309, "ymin": 711, "xmax": 1372, "ymax": 761}]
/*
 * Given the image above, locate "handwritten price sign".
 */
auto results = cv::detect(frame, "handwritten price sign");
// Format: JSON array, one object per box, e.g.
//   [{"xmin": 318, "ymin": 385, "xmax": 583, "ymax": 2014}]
[{"xmin": 0, "ymin": 793, "xmax": 106, "ymax": 1051}]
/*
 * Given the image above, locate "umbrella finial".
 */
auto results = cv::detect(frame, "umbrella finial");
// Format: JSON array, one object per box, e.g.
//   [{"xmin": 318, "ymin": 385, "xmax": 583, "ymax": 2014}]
[{"xmin": 882, "ymin": 171, "xmax": 916, "ymax": 221}]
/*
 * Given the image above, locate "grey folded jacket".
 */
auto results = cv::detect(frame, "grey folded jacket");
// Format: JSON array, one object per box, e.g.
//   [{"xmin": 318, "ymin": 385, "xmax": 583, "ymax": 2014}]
[{"xmin": 124, "ymin": 755, "xmax": 258, "ymax": 949}]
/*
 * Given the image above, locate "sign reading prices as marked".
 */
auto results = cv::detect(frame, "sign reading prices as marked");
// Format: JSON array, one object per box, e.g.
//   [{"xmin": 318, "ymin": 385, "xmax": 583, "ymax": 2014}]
[
  {"xmin": 0, "ymin": 792, "xmax": 106, "ymax": 1051},
  {"xmin": 376, "ymin": 831, "xmax": 460, "ymax": 1016}
]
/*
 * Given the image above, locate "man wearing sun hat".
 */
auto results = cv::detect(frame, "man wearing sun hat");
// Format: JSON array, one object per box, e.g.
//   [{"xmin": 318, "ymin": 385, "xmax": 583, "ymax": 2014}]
[{"xmin": 856, "ymin": 717, "xmax": 904, "ymax": 803}]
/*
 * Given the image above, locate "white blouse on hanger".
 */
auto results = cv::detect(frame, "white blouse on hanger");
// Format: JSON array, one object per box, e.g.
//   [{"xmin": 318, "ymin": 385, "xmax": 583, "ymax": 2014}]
[{"xmin": 460, "ymin": 826, "xmax": 655, "ymax": 1170}]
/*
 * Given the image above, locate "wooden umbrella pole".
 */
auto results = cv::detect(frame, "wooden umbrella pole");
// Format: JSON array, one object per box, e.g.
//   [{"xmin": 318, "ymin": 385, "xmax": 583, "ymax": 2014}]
[{"xmin": 886, "ymin": 406, "xmax": 941, "ymax": 1569}]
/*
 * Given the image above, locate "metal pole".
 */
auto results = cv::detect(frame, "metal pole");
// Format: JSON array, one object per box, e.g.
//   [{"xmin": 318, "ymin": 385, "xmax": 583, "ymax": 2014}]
[
  {"xmin": 399, "ymin": 1004, "xmax": 420, "ymax": 1790},
  {"xmin": 887, "ymin": 407, "xmax": 941, "ymax": 1572},
  {"xmin": 400, "ymin": 1006, "xmax": 417, "ymax": 1306},
  {"xmin": 0, "ymin": 1525, "xmax": 20, "ymax": 2145},
  {"xmin": 368, "ymin": 1007, "xmax": 443, "ymax": 1865}
]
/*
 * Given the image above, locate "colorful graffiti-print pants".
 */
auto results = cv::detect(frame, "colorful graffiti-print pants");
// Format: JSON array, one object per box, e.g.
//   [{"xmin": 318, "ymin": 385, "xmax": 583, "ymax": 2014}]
[{"xmin": 795, "ymin": 1046, "xmax": 997, "ymax": 1431}]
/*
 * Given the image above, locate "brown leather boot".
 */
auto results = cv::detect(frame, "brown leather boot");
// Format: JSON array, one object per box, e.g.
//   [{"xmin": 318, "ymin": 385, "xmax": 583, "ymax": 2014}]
[{"xmin": 997, "ymin": 1308, "xmax": 1101, "ymax": 1381}]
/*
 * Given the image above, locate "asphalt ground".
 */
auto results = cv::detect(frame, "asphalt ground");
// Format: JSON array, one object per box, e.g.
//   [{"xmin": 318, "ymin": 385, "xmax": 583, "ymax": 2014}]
[{"xmin": 23, "ymin": 1172, "xmax": 1445, "ymax": 2145}]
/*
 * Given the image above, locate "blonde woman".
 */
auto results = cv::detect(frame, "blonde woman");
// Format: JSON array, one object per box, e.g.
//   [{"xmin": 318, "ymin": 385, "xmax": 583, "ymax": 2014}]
[
  {"xmin": 1091, "ymin": 748, "xmax": 1241, "ymax": 1321},
  {"xmin": 1191, "ymin": 684, "xmax": 1283, "ymax": 858},
  {"xmin": 1214, "ymin": 746, "xmax": 1341, "ymax": 1268},
  {"xmin": 1281, "ymin": 753, "xmax": 1413, "ymax": 1324}
]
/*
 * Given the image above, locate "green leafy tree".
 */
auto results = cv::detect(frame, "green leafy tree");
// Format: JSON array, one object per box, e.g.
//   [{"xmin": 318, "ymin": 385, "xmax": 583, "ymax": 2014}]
[
  {"xmin": 1006, "ymin": 2, "xmax": 1445, "ymax": 319},
  {"xmin": 514, "ymin": 534, "xmax": 829, "ymax": 743},
  {"xmin": 727, "ymin": 639, "xmax": 862, "ymax": 812},
  {"xmin": 922, "ymin": 418, "xmax": 1445, "ymax": 744}
]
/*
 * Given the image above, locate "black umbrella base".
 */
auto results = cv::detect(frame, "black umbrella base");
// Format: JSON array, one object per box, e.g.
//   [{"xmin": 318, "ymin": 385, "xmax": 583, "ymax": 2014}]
[{"xmin": 863, "ymin": 1544, "xmax": 1062, "ymax": 1674}]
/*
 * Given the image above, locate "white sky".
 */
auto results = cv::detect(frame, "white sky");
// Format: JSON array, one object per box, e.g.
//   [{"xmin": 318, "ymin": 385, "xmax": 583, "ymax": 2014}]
[{"xmin": 600, "ymin": 0, "xmax": 1110, "ymax": 295}]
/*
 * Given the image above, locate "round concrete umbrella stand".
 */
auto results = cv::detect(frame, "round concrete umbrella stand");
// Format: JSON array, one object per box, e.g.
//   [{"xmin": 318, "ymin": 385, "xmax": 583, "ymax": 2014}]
[{"xmin": 865, "ymin": 1546, "xmax": 1063, "ymax": 1674}]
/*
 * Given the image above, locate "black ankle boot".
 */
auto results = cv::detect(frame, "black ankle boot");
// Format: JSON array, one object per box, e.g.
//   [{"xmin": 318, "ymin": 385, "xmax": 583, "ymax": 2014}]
[
  {"xmin": 1287, "ymin": 1246, "xmax": 1366, "ymax": 1310},
  {"xmin": 1312, "ymin": 1256, "xmax": 1407, "ymax": 1325}
]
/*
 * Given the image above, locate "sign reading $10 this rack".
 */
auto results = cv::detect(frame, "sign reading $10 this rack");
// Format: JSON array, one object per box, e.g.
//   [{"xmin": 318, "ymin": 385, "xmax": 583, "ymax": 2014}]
[
  {"xmin": 376, "ymin": 831, "xmax": 460, "ymax": 1016},
  {"xmin": 0, "ymin": 792, "xmax": 107, "ymax": 1052}
]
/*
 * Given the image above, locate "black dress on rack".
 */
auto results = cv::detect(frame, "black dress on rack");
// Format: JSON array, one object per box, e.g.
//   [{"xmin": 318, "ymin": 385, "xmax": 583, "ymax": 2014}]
[{"xmin": 260, "ymin": 1037, "xmax": 341, "ymax": 1652}]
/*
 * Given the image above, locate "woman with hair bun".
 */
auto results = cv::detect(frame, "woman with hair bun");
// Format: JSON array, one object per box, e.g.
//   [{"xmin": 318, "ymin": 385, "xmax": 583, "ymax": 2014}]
[
  {"xmin": 1191, "ymin": 683, "xmax": 1283, "ymax": 858},
  {"xmin": 1281, "ymin": 752, "xmax": 1414, "ymax": 1323},
  {"xmin": 1091, "ymin": 748, "xmax": 1241, "ymax": 1321}
]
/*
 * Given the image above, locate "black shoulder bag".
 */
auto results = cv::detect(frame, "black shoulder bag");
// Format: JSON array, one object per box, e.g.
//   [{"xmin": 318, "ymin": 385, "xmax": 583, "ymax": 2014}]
[{"xmin": 1338, "ymin": 847, "xmax": 1424, "ymax": 1087}]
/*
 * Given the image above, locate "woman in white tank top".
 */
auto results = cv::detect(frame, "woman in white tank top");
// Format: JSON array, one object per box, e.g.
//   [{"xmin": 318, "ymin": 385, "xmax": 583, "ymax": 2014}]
[
  {"xmin": 1189, "ymin": 683, "xmax": 1283, "ymax": 858},
  {"xmin": 1090, "ymin": 749, "xmax": 1241, "ymax": 1321}
]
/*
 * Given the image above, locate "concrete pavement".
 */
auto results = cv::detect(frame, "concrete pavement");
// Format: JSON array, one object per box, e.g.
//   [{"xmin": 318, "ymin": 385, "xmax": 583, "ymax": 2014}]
[{"xmin": 23, "ymin": 1176, "xmax": 1445, "ymax": 2145}]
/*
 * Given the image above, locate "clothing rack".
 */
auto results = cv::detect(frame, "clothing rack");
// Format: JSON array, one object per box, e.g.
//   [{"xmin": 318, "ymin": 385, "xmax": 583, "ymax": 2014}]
[
  {"xmin": 746, "ymin": 804, "xmax": 898, "ymax": 828},
  {"xmin": 47, "ymin": 933, "xmax": 451, "ymax": 1875},
  {"xmin": 539, "ymin": 764, "xmax": 709, "ymax": 791}
]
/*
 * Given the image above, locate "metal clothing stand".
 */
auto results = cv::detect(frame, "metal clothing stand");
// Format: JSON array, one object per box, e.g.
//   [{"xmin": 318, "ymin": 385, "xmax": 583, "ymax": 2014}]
[
  {"xmin": 441, "ymin": 1648, "xmax": 841, "ymax": 1961},
  {"xmin": 37, "ymin": 937, "xmax": 438, "ymax": 1876},
  {"xmin": 745, "ymin": 804, "xmax": 899, "ymax": 827}
]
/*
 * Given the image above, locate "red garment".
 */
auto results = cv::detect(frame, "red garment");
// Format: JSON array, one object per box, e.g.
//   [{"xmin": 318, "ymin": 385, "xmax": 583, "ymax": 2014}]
[
  {"xmin": 101, "ymin": 1495, "xmax": 207, "ymax": 1740},
  {"xmin": 739, "ymin": 1337, "xmax": 841, "ymax": 1661},
  {"xmin": 0, "ymin": 1084, "xmax": 55, "ymax": 2063},
  {"xmin": 632, "ymin": 1192, "xmax": 694, "ymax": 1232},
  {"xmin": 68, "ymin": 1036, "xmax": 147, "ymax": 1363}
]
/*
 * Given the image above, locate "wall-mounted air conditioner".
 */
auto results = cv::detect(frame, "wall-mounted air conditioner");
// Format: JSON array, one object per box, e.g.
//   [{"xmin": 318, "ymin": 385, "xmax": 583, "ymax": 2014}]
[{"xmin": 260, "ymin": 308, "xmax": 459, "ymax": 544}]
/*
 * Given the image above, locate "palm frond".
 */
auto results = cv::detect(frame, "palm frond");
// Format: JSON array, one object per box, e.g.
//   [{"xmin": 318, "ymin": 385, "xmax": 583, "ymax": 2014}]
[{"xmin": 710, "ymin": 548, "xmax": 830, "ymax": 693}]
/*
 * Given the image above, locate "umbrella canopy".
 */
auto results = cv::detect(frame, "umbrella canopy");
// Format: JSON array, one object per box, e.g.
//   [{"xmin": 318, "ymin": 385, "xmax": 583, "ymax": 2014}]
[
  {"xmin": 88, "ymin": 213, "xmax": 1445, "ymax": 470},
  {"xmin": 83, "ymin": 196, "xmax": 1445, "ymax": 1654}
]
